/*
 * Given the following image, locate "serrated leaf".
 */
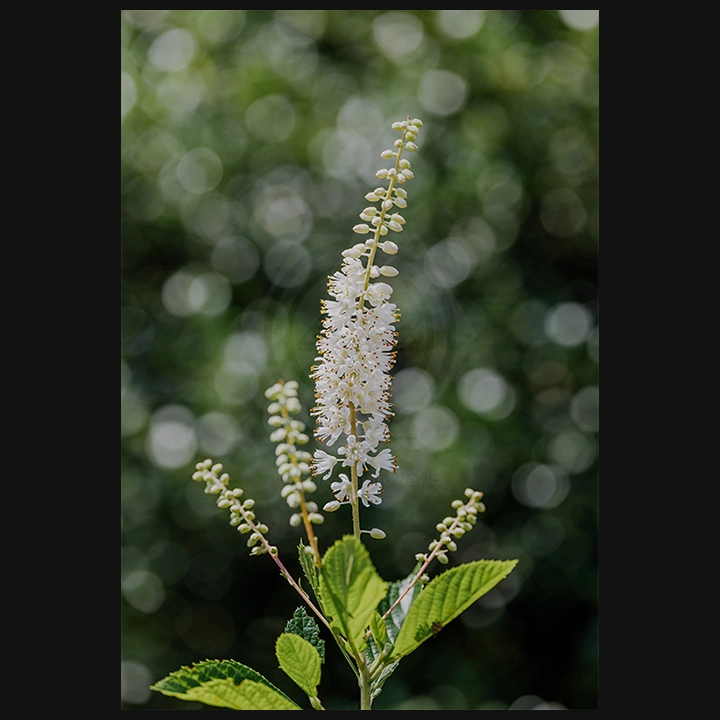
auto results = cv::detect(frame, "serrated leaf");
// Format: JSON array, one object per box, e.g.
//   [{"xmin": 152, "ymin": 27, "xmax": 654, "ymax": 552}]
[
  {"xmin": 275, "ymin": 633, "xmax": 322, "ymax": 698},
  {"xmin": 151, "ymin": 659, "xmax": 301, "ymax": 710},
  {"xmin": 298, "ymin": 541, "xmax": 320, "ymax": 598},
  {"xmin": 377, "ymin": 568, "xmax": 424, "ymax": 646},
  {"xmin": 285, "ymin": 606, "xmax": 325, "ymax": 663},
  {"xmin": 319, "ymin": 535, "xmax": 387, "ymax": 653},
  {"xmin": 391, "ymin": 559, "xmax": 518, "ymax": 660},
  {"xmin": 365, "ymin": 569, "xmax": 422, "ymax": 698}
]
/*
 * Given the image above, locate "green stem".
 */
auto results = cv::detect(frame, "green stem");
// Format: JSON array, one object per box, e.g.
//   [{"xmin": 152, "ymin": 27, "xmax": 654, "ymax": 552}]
[
  {"xmin": 349, "ymin": 403, "xmax": 361, "ymax": 540},
  {"xmin": 359, "ymin": 660, "xmax": 373, "ymax": 710}
]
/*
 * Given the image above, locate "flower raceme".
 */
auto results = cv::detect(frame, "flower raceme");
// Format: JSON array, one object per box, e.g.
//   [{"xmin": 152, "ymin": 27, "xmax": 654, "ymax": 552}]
[{"xmin": 310, "ymin": 117, "xmax": 423, "ymax": 534}]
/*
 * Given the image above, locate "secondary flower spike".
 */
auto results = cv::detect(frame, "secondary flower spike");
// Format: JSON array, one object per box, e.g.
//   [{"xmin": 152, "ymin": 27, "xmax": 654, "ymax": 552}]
[{"xmin": 310, "ymin": 117, "xmax": 422, "ymax": 535}]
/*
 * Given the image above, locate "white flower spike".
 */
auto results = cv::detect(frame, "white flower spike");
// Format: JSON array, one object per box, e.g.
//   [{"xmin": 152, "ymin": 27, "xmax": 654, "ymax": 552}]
[{"xmin": 310, "ymin": 117, "xmax": 421, "ymax": 538}]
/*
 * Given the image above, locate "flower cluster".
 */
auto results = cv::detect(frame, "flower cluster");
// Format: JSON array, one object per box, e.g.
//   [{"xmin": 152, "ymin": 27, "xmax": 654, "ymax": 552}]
[
  {"xmin": 310, "ymin": 118, "xmax": 423, "ymax": 519},
  {"xmin": 415, "ymin": 489, "xmax": 486, "ymax": 565},
  {"xmin": 192, "ymin": 458, "xmax": 277, "ymax": 557}
]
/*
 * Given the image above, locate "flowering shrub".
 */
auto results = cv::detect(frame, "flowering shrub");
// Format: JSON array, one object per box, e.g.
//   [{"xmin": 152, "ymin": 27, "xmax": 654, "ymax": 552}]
[{"xmin": 151, "ymin": 117, "xmax": 518, "ymax": 711}]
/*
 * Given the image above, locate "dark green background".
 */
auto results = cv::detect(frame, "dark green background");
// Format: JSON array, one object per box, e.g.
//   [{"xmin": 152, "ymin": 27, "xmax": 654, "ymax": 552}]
[{"xmin": 121, "ymin": 10, "xmax": 598, "ymax": 710}]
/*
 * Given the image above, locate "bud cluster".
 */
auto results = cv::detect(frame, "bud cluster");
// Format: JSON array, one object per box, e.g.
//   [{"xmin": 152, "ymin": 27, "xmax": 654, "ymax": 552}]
[
  {"xmin": 266, "ymin": 380, "xmax": 324, "ymax": 530},
  {"xmin": 192, "ymin": 458, "xmax": 277, "ymax": 557},
  {"xmin": 415, "ymin": 489, "xmax": 486, "ymax": 565}
]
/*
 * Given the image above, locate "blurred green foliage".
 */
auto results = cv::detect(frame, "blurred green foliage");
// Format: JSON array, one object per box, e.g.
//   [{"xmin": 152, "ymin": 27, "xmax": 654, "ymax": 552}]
[{"xmin": 121, "ymin": 10, "xmax": 598, "ymax": 710}]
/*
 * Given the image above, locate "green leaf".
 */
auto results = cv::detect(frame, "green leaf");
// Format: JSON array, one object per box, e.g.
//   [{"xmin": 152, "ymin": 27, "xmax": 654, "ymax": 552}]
[
  {"xmin": 369, "ymin": 611, "xmax": 387, "ymax": 648},
  {"xmin": 298, "ymin": 541, "xmax": 320, "ymax": 597},
  {"xmin": 377, "ymin": 567, "xmax": 424, "ymax": 646},
  {"xmin": 365, "ymin": 569, "xmax": 423, "ymax": 698},
  {"xmin": 285, "ymin": 606, "xmax": 325, "ymax": 663},
  {"xmin": 391, "ymin": 559, "xmax": 518, "ymax": 661},
  {"xmin": 319, "ymin": 535, "xmax": 387, "ymax": 653},
  {"xmin": 151, "ymin": 659, "xmax": 301, "ymax": 710},
  {"xmin": 275, "ymin": 633, "xmax": 322, "ymax": 698}
]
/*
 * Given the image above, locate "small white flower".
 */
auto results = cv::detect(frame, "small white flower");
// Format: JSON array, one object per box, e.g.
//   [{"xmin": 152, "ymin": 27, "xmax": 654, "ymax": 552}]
[
  {"xmin": 338, "ymin": 434, "xmax": 369, "ymax": 476},
  {"xmin": 368, "ymin": 448, "xmax": 397, "ymax": 478},
  {"xmin": 313, "ymin": 449, "xmax": 339, "ymax": 480},
  {"xmin": 331, "ymin": 473, "xmax": 353, "ymax": 502},
  {"xmin": 357, "ymin": 479, "xmax": 383, "ymax": 507}
]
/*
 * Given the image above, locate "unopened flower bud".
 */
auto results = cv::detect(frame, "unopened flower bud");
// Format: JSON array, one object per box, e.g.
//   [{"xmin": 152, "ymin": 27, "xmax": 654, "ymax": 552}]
[
  {"xmin": 353, "ymin": 224, "xmax": 371, "ymax": 235},
  {"xmin": 405, "ymin": 142, "xmax": 418, "ymax": 152},
  {"xmin": 369, "ymin": 528, "xmax": 386, "ymax": 539},
  {"xmin": 324, "ymin": 500, "xmax": 341, "ymax": 512},
  {"xmin": 380, "ymin": 266, "xmax": 399, "ymax": 277},
  {"xmin": 375, "ymin": 168, "xmax": 389, "ymax": 179},
  {"xmin": 380, "ymin": 149, "xmax": 394, "ymax": 158},
  {"xmin": 380, "ymin": 241, "xmax": 398, "ymax": 255}
]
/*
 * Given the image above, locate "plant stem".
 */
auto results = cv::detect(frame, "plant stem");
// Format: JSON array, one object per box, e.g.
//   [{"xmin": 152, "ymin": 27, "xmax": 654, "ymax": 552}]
[
  {"xmin": 349, "ymin": 403, "xmax": 361, "ymax": 540},
  {"xmin": 359, "ymin": 660, "xmax": 373, "ymax": 710}
]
